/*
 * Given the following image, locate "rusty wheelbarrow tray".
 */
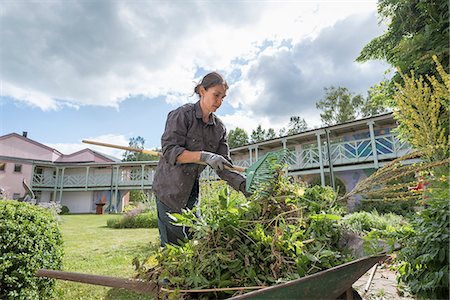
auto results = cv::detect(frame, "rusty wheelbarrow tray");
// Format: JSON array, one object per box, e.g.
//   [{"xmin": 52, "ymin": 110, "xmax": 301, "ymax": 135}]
[{"xmin": 36, "ymin": 253, "xmax": 387, "ymax": 299}]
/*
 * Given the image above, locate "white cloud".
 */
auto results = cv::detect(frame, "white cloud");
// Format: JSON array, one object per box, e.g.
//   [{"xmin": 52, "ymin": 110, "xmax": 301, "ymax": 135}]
[
  {"xmin": 2, "ymin": 0, "xmax": 390, "ymax": 147},
  {"xmin": 221, "ymin": 11, "xmax": 389, "ymax": 134},
  {"xmin": 1, "ymin": 1, "xmax": 380, "ymax": 113}
]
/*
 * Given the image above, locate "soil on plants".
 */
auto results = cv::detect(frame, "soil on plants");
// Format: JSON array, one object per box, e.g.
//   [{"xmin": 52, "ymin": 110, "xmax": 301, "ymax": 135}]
[{"xmin": 353, "ymin": 263, "xmax": 414, "ymax": 300}]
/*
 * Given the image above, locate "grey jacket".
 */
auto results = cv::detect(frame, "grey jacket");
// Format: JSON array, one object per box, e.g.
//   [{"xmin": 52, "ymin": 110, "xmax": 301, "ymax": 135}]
[{"xmin": 153, "ymin": 101, "xmax": 245, "ymax": 212}]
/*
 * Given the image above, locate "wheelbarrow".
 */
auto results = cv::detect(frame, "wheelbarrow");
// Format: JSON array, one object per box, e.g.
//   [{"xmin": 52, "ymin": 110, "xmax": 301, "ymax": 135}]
[{"xmin": 36, "ymin": 253, "xmax": 387, "ymax": 299}]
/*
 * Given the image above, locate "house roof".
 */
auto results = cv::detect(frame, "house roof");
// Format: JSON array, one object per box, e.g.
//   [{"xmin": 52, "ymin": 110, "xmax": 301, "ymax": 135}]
[
  {"xmin": 0, "ymin": 132, "xmax": 119, "ymax": 163},
  {"xmin": 55, "ymin": 148, "xmax": 119, "ymax": 163},
  {"xmin": 0, "ymin": 133, "xmax": 62, "ymax": 156}
]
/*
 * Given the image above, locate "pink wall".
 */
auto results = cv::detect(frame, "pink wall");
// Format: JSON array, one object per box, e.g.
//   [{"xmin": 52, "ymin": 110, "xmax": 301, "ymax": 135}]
[
  {"xmin": 0, "ymin": 134, "xmax": 59, "ymax": 199},
  {"xmin": 0, "ymin": 160, "xmax": 33, "ymax": 199},
  {"xmin": 0, "ymin": 134, "xmax": 60, "ymax": 162},
  {"xmin": 0, "ymin": 133, "xmax": 114, "ymax": 200}
]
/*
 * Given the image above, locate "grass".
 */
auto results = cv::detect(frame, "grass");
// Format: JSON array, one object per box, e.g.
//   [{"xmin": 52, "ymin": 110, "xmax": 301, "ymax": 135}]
[{"xmin": 54, "ymin": 214, "xmax": 159, "ymax": 300}]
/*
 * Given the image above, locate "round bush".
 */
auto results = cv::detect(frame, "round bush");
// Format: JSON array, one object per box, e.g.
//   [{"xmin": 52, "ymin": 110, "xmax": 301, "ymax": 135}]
[
  {"xmin": 0, "ymin": 200, "xmax": 64, "ymax": 300},
  {"xmin": 59, "ymin": 205, "xmax": 70, "ymax": 215}
]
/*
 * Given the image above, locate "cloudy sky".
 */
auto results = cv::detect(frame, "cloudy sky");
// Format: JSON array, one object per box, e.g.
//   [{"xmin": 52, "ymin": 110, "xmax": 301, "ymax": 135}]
[{"xmin": 0, "ymin": 0, "xmax": 389, "ymax": 159}]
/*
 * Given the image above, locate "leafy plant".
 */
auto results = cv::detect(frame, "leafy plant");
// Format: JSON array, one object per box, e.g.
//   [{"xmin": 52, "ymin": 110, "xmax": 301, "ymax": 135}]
[
  {"xmin": 396, "ymin": 172, "xmax": 449, "ymax": 299},
  {"xmin": 136, "ymin": 172, "xmax": 352, "ymax": 298},
  {"xmin": 107, "ymin": 211, "xmax": 158, "ymax": 229},
  {"xmin": 59, "ymin": 205, "xmax": 70, "ymax": 215},
  {"xmin": 354, "ymin": 199, "xmax": 416, "ymax": 217},
  {"xmin": 341, "ymin": 57, "xmax": 450, "ymax": 299},
  {"xmin": 393, "ymin": 55, "xmax": 449, "ymax": 162},
  {"xmin": 342, "ymin": 211, "xmax": 408, "ymax": 234},
  {"xmin": 0, "ymin": 200, "xmax": 64, "ymax": 300},
  {"xmin": 341, "ymin": 210, "xmax": 413, "ymax": 255}
]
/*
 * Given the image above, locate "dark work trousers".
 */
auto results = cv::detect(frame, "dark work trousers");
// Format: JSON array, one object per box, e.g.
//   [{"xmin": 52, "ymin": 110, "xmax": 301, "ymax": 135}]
[{"xmin": 156, "ymin": 193, "xmax": 198, "ymax": 247}]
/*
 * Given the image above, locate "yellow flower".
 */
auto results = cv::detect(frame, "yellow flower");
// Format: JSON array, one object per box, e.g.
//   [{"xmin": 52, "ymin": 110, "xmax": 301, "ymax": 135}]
[
  {"xmin": 295, "ymin": 188, "xmax": 305, "ymax": 197},
  {"xmin": 145, "ymin": 254, "xmax": 159, "ymax": 268}
]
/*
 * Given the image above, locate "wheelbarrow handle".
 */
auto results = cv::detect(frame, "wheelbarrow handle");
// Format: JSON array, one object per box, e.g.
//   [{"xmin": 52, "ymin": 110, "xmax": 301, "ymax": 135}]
[
  {"xmin": 82, "ymin": 140, "xmax": 246, "ymax": 173},
  {"xmin": 36, "ymin": 269, "xmax": 158, "ymax": 295}
]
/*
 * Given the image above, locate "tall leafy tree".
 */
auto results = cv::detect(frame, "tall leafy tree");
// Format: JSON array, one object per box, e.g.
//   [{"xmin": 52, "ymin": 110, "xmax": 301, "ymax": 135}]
[
  {"xmin": 265, "ymin": 128, "xmax": 277, "ymax": 140},
  {"xmin": 362, "ymin": 80, "xmax": 392, "ymax": 117},
  {"xmin": 250, "ymin": 125, "xmax": 266, "ymax": 143},
  {"xmin": 122, "ymin": 136, "xmax": 159, "ymax": 203},
  {"xmin": 357, "ymin": 0, "xmax": 449, "ymax": 85},
  {"xmin": 287, "ymin": 116, "xmax": 308, "ymax": 135},
  {"xmin": 227, "ymin": 127, "xmax": 249, "ymax": 148},
  {"xmin": 316, "ymin": 86, "xmax": 364, "ymax": 126},
  {"xmin": 122, "ymin": 136, "xmax": 159, "ymax": 161}
]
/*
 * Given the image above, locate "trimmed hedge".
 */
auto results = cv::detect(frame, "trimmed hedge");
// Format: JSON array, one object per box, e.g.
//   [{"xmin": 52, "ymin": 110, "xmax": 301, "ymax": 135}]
[
  {"xmin": 0, "ymin": 200, "xmax": 64, "ymax": 300},
  {"xmin": 107, "ymin": 210, "xmax": 158, "ymax": 229}
]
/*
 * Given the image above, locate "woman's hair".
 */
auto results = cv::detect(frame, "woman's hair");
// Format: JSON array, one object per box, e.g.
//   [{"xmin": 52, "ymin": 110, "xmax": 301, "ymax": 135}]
[{"xmin": 194, "ymin": 72, "xmax": 228, "ymax": 96}]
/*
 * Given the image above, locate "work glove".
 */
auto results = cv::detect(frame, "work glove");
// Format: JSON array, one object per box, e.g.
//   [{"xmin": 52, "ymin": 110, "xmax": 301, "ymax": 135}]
[{"xmin": 200, "ymin": 151, "xmax": 232, "ymax": 171}]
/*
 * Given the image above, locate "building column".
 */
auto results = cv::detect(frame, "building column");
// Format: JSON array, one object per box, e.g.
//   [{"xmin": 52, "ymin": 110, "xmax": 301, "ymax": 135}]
[
  {"xmin": 368, "ymin": 121, "xmax": 379, "ymax": 169},
  {"xmin": 58, "ymin": 167, "xmax": 65, "ymax": 203},
  {"xmin": 30, "ymin": 164, "xmax": 36, "ymax": 190},
  {"xmin": 325, "ymin": 129, "xmax": 335, "ymax": 191},
  {"xmin": 248, "ymin": 148, "xmax": 253, "ymax": 165},
  {"xmin": 53, "ymin": 168, "xmax": 59, "ymax": 202},
  {"xmin": 281, "ymin": 138, "xmax": 287, "ymax": 149},
  {"xmin": 141, "ymin": 164, "xmax": 145, "ymax": 189},
  {"xmin": 254, "ymin": 146, "xmax": 259, "ymax": 161},
  {"xmin": 316, "ymin": 132, "xmax": 325, "ymax": 186},
  {"xmin": 114, "ymin": 166, "xmax": 120, "ymax": 213},
  {"xmin": 85, "ymin": 166, "xmax": 90, "ymax": 190}
]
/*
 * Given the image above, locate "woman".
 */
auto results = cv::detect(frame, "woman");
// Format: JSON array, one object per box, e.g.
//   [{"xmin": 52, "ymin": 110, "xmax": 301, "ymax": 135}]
[{"xmin": 153, "ymin": 72, "xmax": 248, "ymax": 247}]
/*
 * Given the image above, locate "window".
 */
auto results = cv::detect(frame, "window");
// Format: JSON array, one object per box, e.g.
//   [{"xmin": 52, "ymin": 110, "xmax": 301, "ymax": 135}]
[
  {"xmin": 0, "ymin": 163, "xmax": 5, "ymax": 171},
  {"xmin": 14, "ymin": 164, "xmax": 22, "ymax": 173}
]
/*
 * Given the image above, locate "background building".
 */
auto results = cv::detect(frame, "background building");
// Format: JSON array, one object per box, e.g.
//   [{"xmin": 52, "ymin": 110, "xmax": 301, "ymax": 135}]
[{"xmin": 0, "ymin": 113, "xmax": 415, "ymax": 213}]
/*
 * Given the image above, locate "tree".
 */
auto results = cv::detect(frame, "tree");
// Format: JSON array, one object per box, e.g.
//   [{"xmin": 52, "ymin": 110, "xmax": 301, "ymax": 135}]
[
  {"xmin": 265, "ymin": 128, "xmax": 277, "ymax": 140},
  {"xmin": 392, "ymin": 56, "xmax": 449, "ymax": 161},
  {"xmin": 227, "ymin": 127, "xmax": 249, "ymax": 148},
  {"xmin": 250, "ymin": 125, "xmax": 266, "ymax": 143},
  {"xmin": 122, "ymin": 136, "xmax": 158, "ymax": 204},
  {"xmin": 361, "ymin": 80, "xmax": 392, "ymax": 117},
  {"xmin": 357, "ymin": 0, "xmax": 449, "ymax": 86},
  {"xmin": 287, "ymin": 116, "xmax": 308, "ymax": 135},
  {"xmin": 122, "ymin": 136, "xmax": 159, "ymax": 162},
  {"xmin": 316, "ymin": 86, "xmax": 364, "ymax": 126}
]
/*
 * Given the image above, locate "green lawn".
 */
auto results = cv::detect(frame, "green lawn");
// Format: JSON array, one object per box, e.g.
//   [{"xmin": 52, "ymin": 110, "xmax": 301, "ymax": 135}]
[{"xmin": 55, "ymin": 214, "xmax": 159, "ymax": 300}]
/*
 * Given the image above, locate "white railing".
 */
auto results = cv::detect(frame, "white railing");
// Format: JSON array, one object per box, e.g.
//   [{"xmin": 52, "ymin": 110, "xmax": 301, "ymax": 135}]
[
  {"xmin": 233, "ymin": 133, "xmax": 412, "ymax": 170},
  {"xmin": 32, "ymin": 167, "xmax": 157, "ymax": 189},
  {"xmin": 32, "ymin": 174, "xmax": 56, "ymax": 186},
  {"xmin": 32, "ymin": 133, "xmax": 413, "ymax": 189}
]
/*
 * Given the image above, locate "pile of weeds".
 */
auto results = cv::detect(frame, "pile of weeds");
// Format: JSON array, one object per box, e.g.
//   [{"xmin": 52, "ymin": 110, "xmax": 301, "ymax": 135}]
[{"xmin": 135, "ymin": 171, "xmax": 353, "ymax": 298}]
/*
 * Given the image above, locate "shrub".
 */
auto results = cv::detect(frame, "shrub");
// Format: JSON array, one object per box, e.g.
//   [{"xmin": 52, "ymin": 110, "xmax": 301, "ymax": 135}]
[
  {"xmin": 397, "ymin": 173, "xmax": 449, "ymax": 299},
  {"xmin": 107, "ymin": 210, "xmax": 158, "ymax": 229},
  {"xmin": 59, "ymin": 205, "xmax": 70, "ymax": 215},
  {"xmin": 0, "ymin": 200, "xmax": 64, "ymax": 300},
  {"xmin": 308, "ymin": 175, "xmax": 347, "ymax": 196},
  {"xmin": 354, "ymin": 198, "xmax": 416, "ymax": 217}
]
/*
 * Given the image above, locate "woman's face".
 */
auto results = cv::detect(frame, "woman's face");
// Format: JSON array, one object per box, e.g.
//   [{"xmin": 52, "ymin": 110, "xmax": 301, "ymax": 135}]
[{"xmin": 200, "ymin": 84, "xmax": 227, "ymax": 114}]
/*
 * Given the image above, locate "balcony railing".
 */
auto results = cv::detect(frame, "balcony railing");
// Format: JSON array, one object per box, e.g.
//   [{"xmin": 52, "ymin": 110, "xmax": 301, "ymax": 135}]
[
  {"xmin": 233, "ymin": 133, "xmax": 412, "ymax": 170},
  {"xmin": 32, "ymin": 133, "xmax": 413, "ymax": 190},
  {"xmin": 32, "ymin": 168, "xmax": 156, "ymax": 189}
]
